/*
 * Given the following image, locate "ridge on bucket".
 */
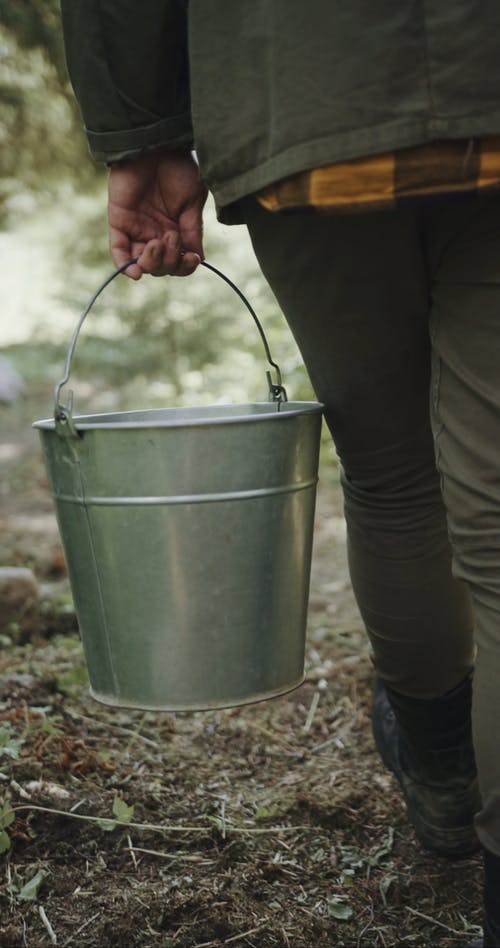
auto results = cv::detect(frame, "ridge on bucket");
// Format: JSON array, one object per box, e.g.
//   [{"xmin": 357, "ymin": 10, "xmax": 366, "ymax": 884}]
[{"xmin": 33, "ymin": 261, "xmax": 324, "ymax": 711}]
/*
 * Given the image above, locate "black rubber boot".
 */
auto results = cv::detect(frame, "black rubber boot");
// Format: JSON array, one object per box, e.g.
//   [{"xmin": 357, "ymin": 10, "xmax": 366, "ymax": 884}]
[
  {"xmin": 467, "ymin": 849, "xmax": 500, "ymax": 947},
  {"xmin": 482, "ymin": 848, "xmax": 500, "ymax": 947},
  {"xmin": 372, "ymin": 675, "xmax": 481, "ymax": 857}
]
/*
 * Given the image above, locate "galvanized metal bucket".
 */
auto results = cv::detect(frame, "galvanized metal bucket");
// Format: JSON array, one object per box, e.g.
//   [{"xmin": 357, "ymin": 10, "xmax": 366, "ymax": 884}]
[{"xmin": 33, "ymin": 261, "xmax": 323, "ymax": 711}]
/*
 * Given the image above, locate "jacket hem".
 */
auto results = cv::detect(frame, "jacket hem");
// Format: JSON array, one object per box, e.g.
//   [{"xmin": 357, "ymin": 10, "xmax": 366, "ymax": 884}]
[{"xmin": 212, "ymin": 114, "xmax": 500, "ymax": 219}]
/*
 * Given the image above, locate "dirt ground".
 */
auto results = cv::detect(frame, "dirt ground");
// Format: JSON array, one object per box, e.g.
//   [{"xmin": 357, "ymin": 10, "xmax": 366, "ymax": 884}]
[{"xmin": 0, "ymin": 381, "xmax": 483, "ymax": 947}]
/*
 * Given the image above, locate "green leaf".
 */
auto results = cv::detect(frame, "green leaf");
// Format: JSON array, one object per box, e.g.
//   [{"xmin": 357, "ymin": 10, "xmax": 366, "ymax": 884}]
[
  {"xmin": 96, "ymin": 818, "xmax": 117, "ymax": 833},
  {"xmin": 55, "ymin": 665, "xmax": 89, "ymax": 696},
  {"xmin": 96, "ymin": 750, "xmax": 112, "ymax": 764},
  {"xmin": 40, "ymin": 717, "xmax": 62, "ymax": 736},
  {"xmin": 97, "ymin": 796, "xmax": 134, "ymax": 832},
  {"xmin": 18, "ymin": 869, "xmax": 47, "ymax": 901},
  {"xmin": 379, "ymin": 872, "xmax": 398, "ymax": 907},
  {"xmin": 254, "ymin": 806, "xmax": 279, "ymax": 821},
  {"xmin": 369, "ymin": 826, "xmax": 395, "ymax": 866},
  {"xmin": 0, "ymin": 727, "xmax": 24, "ymax": 759},
  {"xmin": 339, "ymin": 845, "xmax": 364, "ymax": 870},
  {"xmin": 0, "ymin": 805, "xmax": 15, "ymax": 830},
  {"xmin": 112, "ymin": 796, "xmax": 134, "ymax": 824},
  {"xmin": 328, "ymin": 900, "xmax": 353, "ymax": 921},
  {"xmin": 0, "ymin": 830, "xmax": 11, "ymax": 854},
  {"xmin": 340, "ymin": 872, "xmax": 354, "ymax": 888}
]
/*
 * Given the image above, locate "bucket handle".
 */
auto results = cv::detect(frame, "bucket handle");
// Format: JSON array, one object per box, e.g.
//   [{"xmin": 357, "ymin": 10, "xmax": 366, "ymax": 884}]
[{"xmin": 54, "ymin": 257, "xmax": 288, "ymax": 438}]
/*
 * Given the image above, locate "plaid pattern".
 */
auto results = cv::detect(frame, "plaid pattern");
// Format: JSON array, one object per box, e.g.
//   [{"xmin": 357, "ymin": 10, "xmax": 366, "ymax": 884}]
[{"xmin": 257, "ymin": 137, "xmax": 500, "ymax": 213}]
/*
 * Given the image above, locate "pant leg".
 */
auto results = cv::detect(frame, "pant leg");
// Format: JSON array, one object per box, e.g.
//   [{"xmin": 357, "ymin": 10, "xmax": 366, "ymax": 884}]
[
  {"xmin": 426, "ymin": 192, "xmax": 500, "ymax": 855},
  {"xmin": 242, "ymin": 196, "xmax": 474, "ymax": 699}
]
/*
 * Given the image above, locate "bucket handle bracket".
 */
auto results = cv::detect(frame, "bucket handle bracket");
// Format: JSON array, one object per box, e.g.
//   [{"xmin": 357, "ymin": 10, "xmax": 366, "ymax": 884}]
[
  {"xmin": 266, "ymin": 372, "xmax": 287, "ymax": 404},
  {"xmin": 55, "ymin": 390, "xmax": 80, "ymax": 440}
]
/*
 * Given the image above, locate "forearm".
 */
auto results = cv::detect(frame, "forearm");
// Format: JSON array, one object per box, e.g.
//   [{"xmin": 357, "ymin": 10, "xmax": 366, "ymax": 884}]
[{"xmin": 60, "ymin": 0, "xmax": 193, "ymax": 163}]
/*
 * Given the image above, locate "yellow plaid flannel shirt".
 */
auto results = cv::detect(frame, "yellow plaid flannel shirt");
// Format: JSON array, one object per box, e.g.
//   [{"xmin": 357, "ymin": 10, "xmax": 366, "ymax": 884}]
[{"xmin": 258, "ymin": 138, "xmax": 500, "ymax": 213}]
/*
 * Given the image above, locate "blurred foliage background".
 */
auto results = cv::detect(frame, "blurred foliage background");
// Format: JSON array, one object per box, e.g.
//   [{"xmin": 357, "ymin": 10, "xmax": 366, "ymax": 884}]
[
  {"xmin": 0, "ymin": 0, "xmax": 98, "ymax": 217},
  {"xmin": 0, "ymin": 2, "xmax": 314, "ymax": 414}
]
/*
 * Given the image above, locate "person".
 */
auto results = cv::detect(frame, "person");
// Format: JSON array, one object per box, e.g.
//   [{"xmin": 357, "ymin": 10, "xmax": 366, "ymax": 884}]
[{"xmin": 60, "ymin": 3, "xmax": 500, "ymax": 944}]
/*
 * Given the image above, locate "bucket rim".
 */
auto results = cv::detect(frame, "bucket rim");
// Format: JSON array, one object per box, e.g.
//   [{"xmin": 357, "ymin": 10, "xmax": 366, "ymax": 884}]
[{"xmin": 33, "ymin": 400, "xmax": 324, "ymax": 431}]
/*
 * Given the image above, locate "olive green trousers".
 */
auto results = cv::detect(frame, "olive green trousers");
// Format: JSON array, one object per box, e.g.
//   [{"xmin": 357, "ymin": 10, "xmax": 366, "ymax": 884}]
[{"xmin": 243, "ymin": 192, "xmax": 500, "ymax": 855}]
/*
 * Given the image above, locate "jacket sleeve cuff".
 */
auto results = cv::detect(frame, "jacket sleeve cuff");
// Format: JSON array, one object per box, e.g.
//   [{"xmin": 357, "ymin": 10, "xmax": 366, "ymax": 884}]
[{"xmin": 86, "ymin": 113, "xmax": 194, "ymax": 163}]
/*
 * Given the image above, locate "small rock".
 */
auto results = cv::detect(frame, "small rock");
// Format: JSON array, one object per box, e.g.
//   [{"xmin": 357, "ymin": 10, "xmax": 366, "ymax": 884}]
[
  {"xmin": 38, "ymin": 580, "xmax": 77, "ymax": 635},
  {"xmin": 0, "ymin": 672, "xmax": 37, "ymax": 700},
  {"xmin": 25, "ymin": 780, "xmax": 71, "ymax": 801},
  {"xmin": 0, "ymin": 672, "xmax": 36, "ymax": 689},
  {"xmin": 0, "ymin": 566, "xmax": 40, "ymax": 639}
]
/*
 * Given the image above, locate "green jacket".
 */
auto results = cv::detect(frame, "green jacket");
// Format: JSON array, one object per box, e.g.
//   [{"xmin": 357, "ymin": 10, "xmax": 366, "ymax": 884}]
[{"xmin": 61, "ymin": 1, "xmax": 500, "ymax": 216}]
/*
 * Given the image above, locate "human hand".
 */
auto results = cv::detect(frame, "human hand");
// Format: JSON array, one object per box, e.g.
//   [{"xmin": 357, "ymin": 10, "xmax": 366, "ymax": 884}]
[{"xmin": 108, "ymin": 149, "xmax": 208, "ymax": 280}]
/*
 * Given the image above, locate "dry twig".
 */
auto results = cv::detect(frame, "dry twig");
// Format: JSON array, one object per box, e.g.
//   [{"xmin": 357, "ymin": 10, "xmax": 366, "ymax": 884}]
[
  {"xmin": 38, "ymin": 906, "xmax": 57, "ymax": 945},
  {"xmin": 406, "ymin": 906, "xmax": 474, "ymax": 936}
]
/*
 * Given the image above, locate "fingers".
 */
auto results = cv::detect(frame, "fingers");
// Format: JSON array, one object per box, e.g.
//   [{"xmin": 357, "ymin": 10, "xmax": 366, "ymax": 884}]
[
  {"xmin": 110, "ymin": 225, "xmax": 202, "ymax": 280},
  {"xmin": 137, "ymin": 235, "xmax": 201, "ymax": 277},
  {"xmin": 179, "ymin": 197, "xmax": 207, "ymax": 260},
  {"xmin": 111, "ymin": 237, "xmax": 200, "ymax": 280},
  {"xmin": 110, "ymin": 256, "xmax": 142, "ymax": 280},
  {"xmin": 109, "ymin": 226, "xmax": 143, "ymax": 280},
  {"xmin": 119, "ymin": 259, "xmax": 143, "ymax": 280}
]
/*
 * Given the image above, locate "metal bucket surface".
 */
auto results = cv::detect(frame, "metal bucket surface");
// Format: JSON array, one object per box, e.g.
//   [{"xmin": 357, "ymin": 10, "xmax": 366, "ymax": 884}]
[{"xmin": 33, "ymin": 261, "xmax": 323, "ymax": 710}]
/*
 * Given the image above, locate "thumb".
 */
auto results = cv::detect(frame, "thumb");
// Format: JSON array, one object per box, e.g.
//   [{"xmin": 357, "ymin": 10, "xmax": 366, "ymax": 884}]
[{"xmin": 179, "ymin": 204, "xmax": 205, "ymax": 259}]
